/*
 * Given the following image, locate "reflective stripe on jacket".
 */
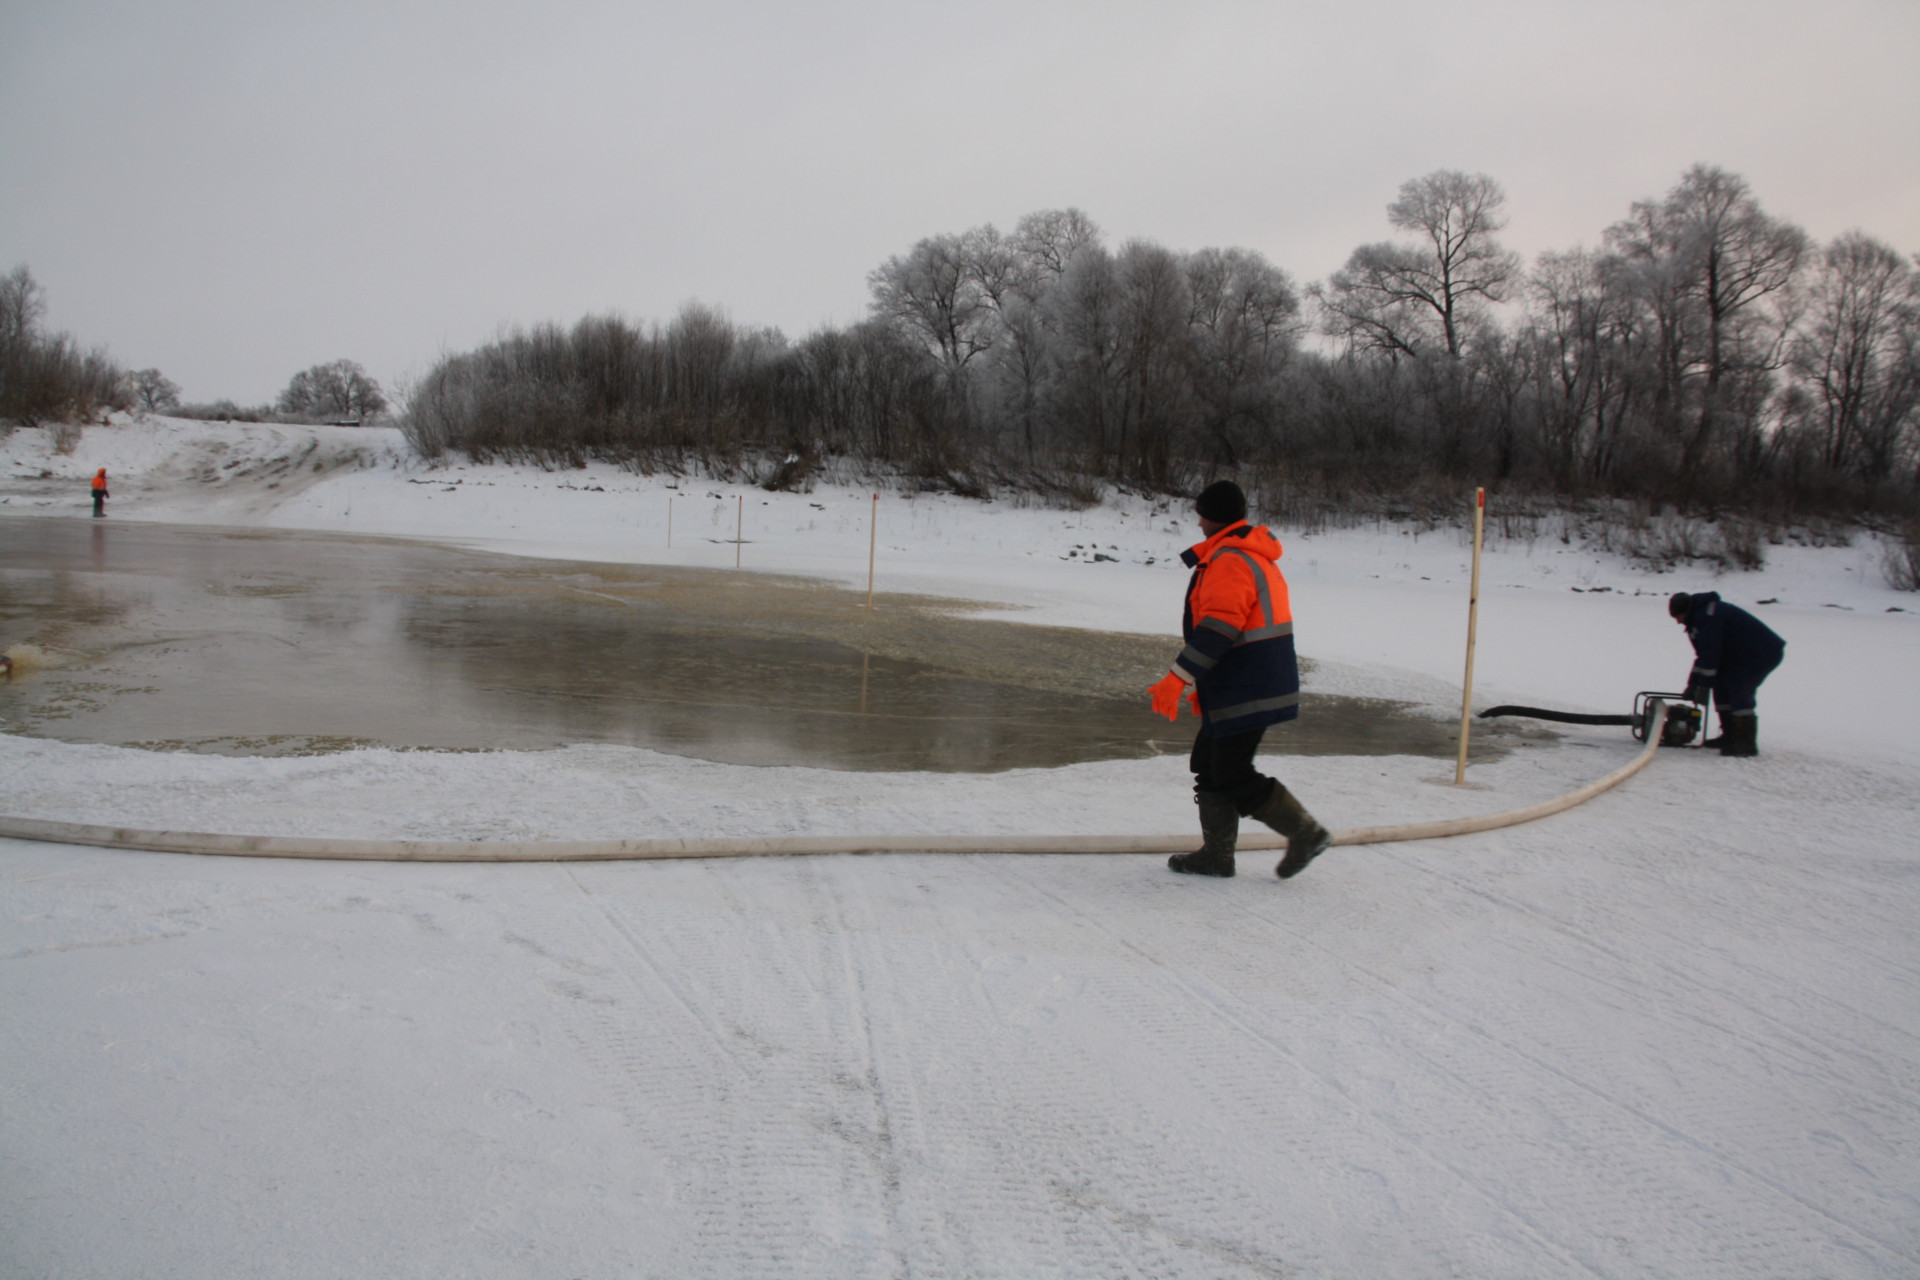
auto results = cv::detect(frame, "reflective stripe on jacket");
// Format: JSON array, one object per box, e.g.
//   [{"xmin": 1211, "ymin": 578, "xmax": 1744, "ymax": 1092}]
[{"xmin": 1175, "ymin": 521, "xmax": 1300, "ymax": 737}]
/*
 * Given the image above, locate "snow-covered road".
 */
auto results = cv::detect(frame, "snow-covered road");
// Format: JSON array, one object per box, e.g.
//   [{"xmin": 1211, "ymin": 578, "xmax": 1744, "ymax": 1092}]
[{"xmin": 3, "ymin": 419, "xmax": 1917, "ymax": 1277}]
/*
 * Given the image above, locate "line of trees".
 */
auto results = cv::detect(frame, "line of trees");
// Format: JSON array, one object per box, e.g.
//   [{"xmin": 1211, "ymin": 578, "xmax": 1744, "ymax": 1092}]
[
  {"xmin": 172, "ymin": 360, "xmax": 390, "ymax": 424},
  {"xmin": 0, "ymin": 267, "xmax": 392, "ymax": 432},
  {"xmin": 388, "ymin": 165, "xmax": 1912, "ymax": 525},
  {"xmin": 0, "ymin": 267, "xmax": 129, "ymax": 430}
]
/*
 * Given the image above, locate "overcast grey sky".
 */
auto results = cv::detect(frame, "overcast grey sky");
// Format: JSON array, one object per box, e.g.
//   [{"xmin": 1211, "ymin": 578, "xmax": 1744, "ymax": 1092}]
[{"xmin": 3, "ymin": 0, "xmax": 1916, "ymax": 405}]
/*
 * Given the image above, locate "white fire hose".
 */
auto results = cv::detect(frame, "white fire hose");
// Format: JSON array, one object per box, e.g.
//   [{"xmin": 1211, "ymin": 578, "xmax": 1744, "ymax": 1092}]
[{"xmin": 0, "ymin": 715, "xmax": 1663, "ymax": 863}]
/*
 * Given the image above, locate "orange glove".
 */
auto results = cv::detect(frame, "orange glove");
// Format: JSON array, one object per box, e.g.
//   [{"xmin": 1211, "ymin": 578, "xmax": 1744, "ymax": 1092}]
[
  {"xmin": 1149, "ymin": 672, "xmax": 1189, "ymax": 721},
  {"xmin": 1185, "ymin": 685, "xmax": 1201, "ymax": 717}
]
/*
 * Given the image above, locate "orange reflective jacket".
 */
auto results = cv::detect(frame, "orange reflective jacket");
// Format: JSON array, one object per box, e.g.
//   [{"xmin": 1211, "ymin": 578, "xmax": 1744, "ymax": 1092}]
[{"xmin": 1173, "ymin": 521, "xmax": 1300, "ymax": 736}]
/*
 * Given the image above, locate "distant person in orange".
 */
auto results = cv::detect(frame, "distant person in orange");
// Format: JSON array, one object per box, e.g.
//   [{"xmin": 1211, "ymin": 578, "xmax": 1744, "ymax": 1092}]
[{"xmin": 91, "ymin": 468, "xmax": 108, "ymax": 518}]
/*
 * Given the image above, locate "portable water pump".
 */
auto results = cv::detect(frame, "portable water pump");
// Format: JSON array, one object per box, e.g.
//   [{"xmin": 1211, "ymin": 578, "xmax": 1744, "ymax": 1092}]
[{"xmin": 1479, "ymin": 692, "xmax": 1711, "ymax": 748}]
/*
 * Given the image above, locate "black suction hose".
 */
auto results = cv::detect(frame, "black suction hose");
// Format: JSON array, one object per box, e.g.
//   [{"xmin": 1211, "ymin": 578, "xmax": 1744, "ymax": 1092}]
[{"xmin": 1478, "ymin": 705, "xmax": 1636, "ymax": 726}]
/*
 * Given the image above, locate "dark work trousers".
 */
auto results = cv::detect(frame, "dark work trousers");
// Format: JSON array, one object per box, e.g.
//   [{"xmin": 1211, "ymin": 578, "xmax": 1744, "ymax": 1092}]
[
  {"xmin": 92, "ymin": 491, "xmax": 106, "ymax": 517},
  {"xmin": 1190, "ymin": 726, "xmax": 1275, "ymax": 814},
  {"xmin": 1714, "ymin": 649, "xmax": 1783, "ymax": 715}
]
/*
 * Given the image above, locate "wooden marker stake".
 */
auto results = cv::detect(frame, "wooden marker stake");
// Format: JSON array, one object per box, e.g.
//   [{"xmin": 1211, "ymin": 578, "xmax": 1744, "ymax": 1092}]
[
  {"xmin": 866, "ymin": 493, "xmax": 878, "ymax": 610},
  {"xmin": 667, "ymin": 496, "xmax": 673, "ymax": 549},
  {"xmin": 1455, "ymin": 487, "xmax": 1486, "ymax": 786},
  {"xmin": 736, "ymin": 495, "xmax": 743, "ymax": 569}
]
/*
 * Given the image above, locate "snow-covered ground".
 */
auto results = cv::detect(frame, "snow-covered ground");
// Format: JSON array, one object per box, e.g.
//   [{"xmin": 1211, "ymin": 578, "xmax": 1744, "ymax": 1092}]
[{"xmin": 3, "ymin": 417, "xmax": 1917, "ymax": 1278}]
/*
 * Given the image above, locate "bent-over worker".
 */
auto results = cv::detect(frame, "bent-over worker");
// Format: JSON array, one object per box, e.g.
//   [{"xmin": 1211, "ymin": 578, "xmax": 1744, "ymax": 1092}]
[
  {"xmin": 1149, "ymin": 481, "xmax": 1331, "ymax": 879},
  {"xmin": 1669, "ymin": 591, "xmax": 1785, "ymax": 757}
]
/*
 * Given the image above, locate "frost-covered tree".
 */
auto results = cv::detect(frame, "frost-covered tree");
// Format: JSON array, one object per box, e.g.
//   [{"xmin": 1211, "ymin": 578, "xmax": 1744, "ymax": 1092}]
[
  {"xmin": 1604, "ymin": 164, "xmax": 1808, "ymax": 477},
  {"xmin": 1319, "ymin": 171, "xmax": 1519, "ymax": 359},
  {"xmin": 867, "ymin": 231, "xmax": 999, "ymax": 380},
  {"xmin": 1787, "ymin": 232, "xmax": 1920, "ymax": 483},
  {"xmin": 1008, "ymin": 208, "xmax": 1102, "ymax": 294},
  {"xmin": 277, "ymin": 359, "xmax": 387, "ymax": 422},
  {"xmin": 1183, "ymin": 248, "xmax": 1302, "ymax": 466},
  {"xmin": 972, "ymin": 209, "xmax": 1104, "ymax": 461},
  {"xmin": 1520, "ymin": 248, "xmax": 1644, "ymax": 485},
  {"xmin": 129, "ymin": 368, "xmax": 181, "ymax": 414}
]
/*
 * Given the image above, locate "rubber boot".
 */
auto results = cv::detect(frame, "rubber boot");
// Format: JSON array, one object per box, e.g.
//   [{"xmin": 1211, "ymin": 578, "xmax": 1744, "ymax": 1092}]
[
  {"xmin": 1249, "ymin": 781, "xmax": 1331, "ymax": 880},
  {"xmin": 1169, "ymin": 790, "xmax": 1238, "ymax": 877},
  {"xmin": 1719, "ymin": 712, "xmax": 1758, "ymax": 757}
]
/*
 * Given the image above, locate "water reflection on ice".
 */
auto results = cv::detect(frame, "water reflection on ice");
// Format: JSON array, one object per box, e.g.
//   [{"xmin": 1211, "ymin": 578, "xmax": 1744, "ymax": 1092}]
[{"xmin": 0, "ymin": 517, "xmax": 1529, "ymax": 771}]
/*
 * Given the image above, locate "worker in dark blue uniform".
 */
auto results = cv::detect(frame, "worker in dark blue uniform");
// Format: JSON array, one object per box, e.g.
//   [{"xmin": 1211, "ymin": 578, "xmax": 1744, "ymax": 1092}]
[{"xmin": 1669, "ymin": 592, "xmax": 1785, "ymax": 757}]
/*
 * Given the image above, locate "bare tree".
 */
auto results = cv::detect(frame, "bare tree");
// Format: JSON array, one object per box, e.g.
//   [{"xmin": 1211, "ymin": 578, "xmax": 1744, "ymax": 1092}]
[
  {"xmin": 0, "ymin": 266, "xmax": 48, "ymax": 419},
  {"xmin": 972, "ymin": 296, "xmax": 1049, "ymax": 464},
  {"xmin": 664, "ymin": 302, "xmax": 736, "ymax": 424},
  {"xmin": 1606, "ymin": 165, "xmax": 1808, "ymax": 478},
  {"xmin": 957, "ymin": 224, "xmax": 1024, "ymax": 313},
  {"xmin": 0, "ymin": 266, "xmax": 46, "ymax": 353},
  {"xmin": 1112, "ymin": 240, "xmax": 1194, "ymax": 484},
  {"xmin": 277, "ymin": 359, "xmax": 388, "ymax": 422},
  {"xmin": 1183, "ymin": 248, "xmax": 1302, "ymax": 466},
  {"xmin": 1044, "ymin": 244, "xmax": 1125, "ymax": 465},
  {"xmin": 1523, "ymin": 249, "xmax": 1634, "ymax": 484},
  {"xmin": 1318, "ymin": 171, "xmax": 1519, "ymax": 359},
  {"xmin": 1009, "ymin": 208, "xmax": 1102, "ymax": 294},
  {"xmin": 1597, "ymin": 199, "xmax": 1701, "ymax": 464},
  {"xmin": 130, "ymin": 368, "xmax": 182, "ymax": 414},
  {"xmin": 1788, "ymin": 232, "xmax": 1920, "ymax": 484},
  {"xmin": 0, "ymin": 266, "xmax": 128, "ymax": 427},
  {"xmin": 971, "ymin": 211, "xmax": 1104, "ymax": 461},
  {"xmin": 867, "ymin": 232, "xmax": 998, "ymax": 379}
]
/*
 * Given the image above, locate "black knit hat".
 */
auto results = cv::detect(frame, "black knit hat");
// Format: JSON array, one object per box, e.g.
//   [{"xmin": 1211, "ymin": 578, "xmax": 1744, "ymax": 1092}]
[
  {"xmin": 1668, "ymin": 592, "xmax": 1692, "ymax": 619},
  {"xmin": 1195, "ymin": 480, "xmax": 1246, "ymax": 524}
]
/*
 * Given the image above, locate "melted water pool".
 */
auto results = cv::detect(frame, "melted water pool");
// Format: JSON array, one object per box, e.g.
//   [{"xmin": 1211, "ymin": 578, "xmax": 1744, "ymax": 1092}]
[{"xmin": 0, "ymin": 517, "xmax": 1530, "ymax": 771}]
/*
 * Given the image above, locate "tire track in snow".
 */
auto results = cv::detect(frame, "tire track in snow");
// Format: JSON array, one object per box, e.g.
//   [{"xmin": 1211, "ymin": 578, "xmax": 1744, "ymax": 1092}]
[
  {"xmin": 1201, "ymin": 860, "xmax": 1920, "ymax": 1275},
  {"xmin": 986, "ymin": 864, "xmax": 1586, "ymax": 1275},
  {"xmin": 562, "ymin": 865, "xmax": 758, "ymax": 1082},
  {"xmin": 1386, "ymin": 834, "xmax": 1920, "ymax": 1063},
  {"xmin": 1002, "ymin": 860, "xmax": 1618, "ymax": 1279},
  {"xmin": 1458, "ymin": 922, "xmax": 1920, "ymax": 1228},
  {"xmin": 798, "ymin": 856, "xmax": 1162, "ymax": 1279},
  {"xmin": 558, "ymin": 862, "xmax": 873, "ymax": 1278},
  {"xmin": 474, "ymin": 849, "xmax": 1912, "ymax": 1277},
  {"xmin": 816, "ymin": 857, "xmax": 1300, "ymax": 1278},
  {"xmin": 810, "ymin": 859, "xmax": 1311, "ymax": 1278},
  {"xmin": 1375, "ymin": 837, "xmax": 1920, "ymax": 1121},
  {"xmin": 482, "ymin": 866, "xmax": 816, "ymax": 1277},
  {"xmin": 789, "ymin": 858, "xmax": 912, "ymax": 1278},
  {"xmin": 1612, "ymin": 756, "xmax": 1920, "ymax": 975},
  {"xmin": 559, "ymin": 858, "xmax": 1006, "ymax": 1277}
]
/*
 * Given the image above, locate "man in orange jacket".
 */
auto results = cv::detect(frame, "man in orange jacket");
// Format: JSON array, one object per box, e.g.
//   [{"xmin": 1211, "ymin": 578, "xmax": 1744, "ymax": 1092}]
[
  {"xmin": 1149, "ymin": 480, "xmax": 1330, "ymax": 879},
  {"xmin": 91, "ymin": 468, "xmax": 109, "ymax": 518}
]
